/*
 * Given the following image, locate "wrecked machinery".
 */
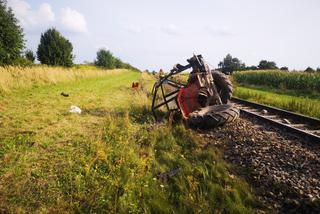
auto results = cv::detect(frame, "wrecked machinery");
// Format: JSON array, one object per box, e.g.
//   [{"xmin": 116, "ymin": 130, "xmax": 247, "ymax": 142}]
[{"xmin": 151, "ymin": 54, "xmax": 239, "ymax": 128}]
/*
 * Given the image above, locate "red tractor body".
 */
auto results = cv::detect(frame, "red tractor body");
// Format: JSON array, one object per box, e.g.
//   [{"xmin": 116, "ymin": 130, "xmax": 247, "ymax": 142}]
[{"xmin": 151, "ymin": 54, "xmax": 239, "ymax": 129}]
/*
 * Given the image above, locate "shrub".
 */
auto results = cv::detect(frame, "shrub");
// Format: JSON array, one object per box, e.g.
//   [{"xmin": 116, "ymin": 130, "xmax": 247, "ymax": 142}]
[
  {"xmin": 94, "ymin": 49, "xmax": 140, "ymax": 71},
  {"xmin": 305, "ymin": 67, "xmax": 315, "ymax": 72},
  {"xmin": 246, "ymin": 66, "xmax": 258, "ymax": 70},
  {"xmin": 37, "ymin": 28, "xmax": 74, "ymax": 67},
  {"xmin": 25, "ymin": 49, "xmax": 35, "ymax": 63},
  {"xmin": 12, "ymin": 57, "xmax": 33, "ymax": 67},
  {"xmin": 258, "ymin": 60, "xmax": 278, "ymax": 70},
  {"xmin": 114, "ymin": 57, "xmax": 124, "ymax": 68}
]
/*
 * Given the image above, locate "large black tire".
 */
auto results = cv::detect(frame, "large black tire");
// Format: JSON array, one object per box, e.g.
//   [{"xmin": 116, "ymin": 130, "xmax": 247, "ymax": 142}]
[
  {"xmin": 187, "ymin": 104, "xmax": 239, "ymax": 129},
  {"xmin": 211, "ymin": 70, "xmax": 233, "ymax": 104}
]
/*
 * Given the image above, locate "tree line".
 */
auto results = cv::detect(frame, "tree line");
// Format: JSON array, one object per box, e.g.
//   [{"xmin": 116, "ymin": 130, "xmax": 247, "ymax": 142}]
[
  {"xmin": 0, "ymin": 0, "xmax": 138, "ymax": 70},
  {"xmin": 218, "ymin": 54, "xmax": 320, "ymax": 74}
]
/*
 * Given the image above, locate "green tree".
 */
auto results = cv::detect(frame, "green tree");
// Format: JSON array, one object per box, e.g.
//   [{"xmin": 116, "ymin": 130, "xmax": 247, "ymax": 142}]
[
  {"xmin": 246, "ymin": 65, "xmax": 258, "ymax": 70},
  {"xmin": 95, "ymin": 49, "xmax": 115, "ymax": 69},
  {"xmin": 258, "ymin": 60, "xmax": 278, "ymax": 70},
  {"xmin": 94, "ymin": 48, "xmax": 140, "ymax": 71},
  {"xmin": 114, "ymin": 57, "xmax": 124, "ymax": 68},
  {"xmin": 280, "ymin": 66, "xmax": 289, "ymax": 71},
  {"xmin": 0, "ymin": 0, "xmax": 24, "ymax": 66},
  {"xmin": 25, "ymin": 49, "xmax": 35, "ymax": 63},
  {"xmin": 37, "ymin": 28, "xmax": 74, "ymax": 67},
  {"xmin": 305, "ymin": 67, "xmax": 315, "ymax": 72},
  {"xmin": 218, "ymin": 54, "xmax": 245, "ymax": 74}
]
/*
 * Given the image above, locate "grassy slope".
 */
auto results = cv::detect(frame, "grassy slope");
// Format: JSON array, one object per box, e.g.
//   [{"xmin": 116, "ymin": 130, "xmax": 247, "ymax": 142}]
[
  {"xmin": 234, "ymin": 85, "xmax": 320, "ymax": 119},
  {"xmin": 0, "ymin": 70, "xmax": 257, "ymax": 213}
]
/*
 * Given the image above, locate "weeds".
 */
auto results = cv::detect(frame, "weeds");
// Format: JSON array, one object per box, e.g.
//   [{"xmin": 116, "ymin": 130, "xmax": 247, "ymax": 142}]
[{"xmin": 0, "ymin": 69, "xmax": 258, "ymax": 213}]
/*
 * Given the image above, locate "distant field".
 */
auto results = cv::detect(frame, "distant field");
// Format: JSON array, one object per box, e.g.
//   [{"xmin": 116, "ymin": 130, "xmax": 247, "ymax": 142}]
[
  {"xmin": 234, "ymin": 86, "xmax": 320, "ymax": 119},
  {"xmin": 0, "ymin": 68, "xmax": 257, "ymax": 213},
  {"xmin": 0, "ymin": 65, "xmax": 122, "ymax": 93},
  {"xmin": 233, "ymin": 70, "xmax": 320, "ymax": 95},
  {"xmin": 232, "ymin": 70, "xmax": 320, "ymax": 119}
]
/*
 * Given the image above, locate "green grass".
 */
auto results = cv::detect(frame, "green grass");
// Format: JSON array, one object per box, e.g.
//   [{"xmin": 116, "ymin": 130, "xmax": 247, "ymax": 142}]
[
  {"xmin": 234, "ymin": 86, "xmax": 320, "ymax": 119},
  {"xmin": 233, "ymin": 70, "xmax": 320, "ymax": 95},
  {"xmin": 232, "ymin": 70, "xmax": 320, "ymax": 119},
  {"xmin": 0, "ymin": 70, "xmax": 258, "ymax": 213}
]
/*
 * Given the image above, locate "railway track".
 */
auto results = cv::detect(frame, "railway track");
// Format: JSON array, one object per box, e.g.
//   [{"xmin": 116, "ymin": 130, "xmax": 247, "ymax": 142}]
[{"xmin": 231, "ymin": 97, "xmax": 320, "ymax": 143}]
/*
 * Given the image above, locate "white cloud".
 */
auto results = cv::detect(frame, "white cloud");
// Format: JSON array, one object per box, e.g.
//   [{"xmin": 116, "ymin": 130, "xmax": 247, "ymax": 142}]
[
  {"xmin": 161, "ymin": 24, "xmax": 180, "ymax": 36},
  {"xmin": 94, "ymin": 45, "xmax": 110, "ymax": 51},
  {"xmin": 205, "ymin": 26, "xmax": 234, "ymax": 37},
  {"xmin": 38, "ymin": 3, "xmax": 55, "ymax": 22},
  {"xmin": 7, "ymin": 0, "xmax": 55, "ymax": 29},
  {"xmin": 8, "ymin": 1, "xmax": 88, "ymax": 35},
  {"xmin": 124, "ymin": 25, "xmax": 142, "ymax": 34},
  {"xmin": 60, "ymin": 7, "xmax": 88, "ymax": 33}
]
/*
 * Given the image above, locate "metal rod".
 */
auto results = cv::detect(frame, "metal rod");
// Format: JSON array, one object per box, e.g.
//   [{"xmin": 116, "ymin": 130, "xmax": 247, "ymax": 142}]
[
  {"xmin": 160, "ymin": 84, "xmax": 170, "ymax": 111},
  {"xmin": 154, "ymin": 96, "xmax": 177, "ymax": 109}
]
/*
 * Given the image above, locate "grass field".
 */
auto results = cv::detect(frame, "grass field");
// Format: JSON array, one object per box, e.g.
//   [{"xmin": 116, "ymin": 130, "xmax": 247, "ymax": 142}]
[
  {"xmin": 232, "ymin": 70, "xmax": 320, "ymax": 119},
  {"xmin": 233, "ymin": 70, "xmax": 320, "ymax": 95},
  {"xmin": 234, "ymin": 85, "xmax": 320, "ymax": 119},
  {"xmin": 0, "ymin": 65, "xmax": 115, "ymax": 93},
  {"xmin": 0, "ymin": 68, "xmax": 258, "ymax": 213}
]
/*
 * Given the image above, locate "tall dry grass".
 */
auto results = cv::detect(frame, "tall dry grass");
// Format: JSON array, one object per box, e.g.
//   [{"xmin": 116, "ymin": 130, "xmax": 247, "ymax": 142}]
[{"xmin": 0, "ymin": 66, "xmax": 125, "ymax": 92}]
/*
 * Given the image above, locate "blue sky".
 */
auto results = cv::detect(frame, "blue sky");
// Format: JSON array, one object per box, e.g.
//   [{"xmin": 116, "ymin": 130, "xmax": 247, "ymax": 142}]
[{"xmin": 7, "ymin": 0, "xmax": 320, "ymax": 71}]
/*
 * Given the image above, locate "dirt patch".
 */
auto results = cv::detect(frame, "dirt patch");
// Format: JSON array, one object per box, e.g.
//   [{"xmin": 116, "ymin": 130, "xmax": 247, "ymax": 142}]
[{"xmin": 198, "ymin": 116, "xmax": 320, "ymax": 213}]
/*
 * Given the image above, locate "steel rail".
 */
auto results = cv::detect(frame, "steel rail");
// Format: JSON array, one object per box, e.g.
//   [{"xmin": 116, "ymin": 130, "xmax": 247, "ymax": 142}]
[{"xmin": 231, "ymin": 97, "xmax": 320, "ymax": 143}]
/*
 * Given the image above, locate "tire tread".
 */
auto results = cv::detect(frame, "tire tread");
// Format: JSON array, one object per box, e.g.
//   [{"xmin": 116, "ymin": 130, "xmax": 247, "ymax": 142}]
[{"xmin": 188, "ymin": 104, "xmax": 239, "ymax": 129}]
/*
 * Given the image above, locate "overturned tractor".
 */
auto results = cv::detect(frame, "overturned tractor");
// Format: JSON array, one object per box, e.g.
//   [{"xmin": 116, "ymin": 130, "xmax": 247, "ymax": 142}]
[{"xmin": 151, "ymin": 54, "xmax": 239, "ymax": 129}]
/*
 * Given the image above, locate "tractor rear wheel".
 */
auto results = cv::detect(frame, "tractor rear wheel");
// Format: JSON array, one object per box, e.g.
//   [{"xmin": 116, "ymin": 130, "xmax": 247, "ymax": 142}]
[
  {"xmin": 212, "ymin": 71, "xmax": 233, "ymax": 104},
  {"xmin": 187, "ymin": 104, "xmax": 239, "ymax": 129}
]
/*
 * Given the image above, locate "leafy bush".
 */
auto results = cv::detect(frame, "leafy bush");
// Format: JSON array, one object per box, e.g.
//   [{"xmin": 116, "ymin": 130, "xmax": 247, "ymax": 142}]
[
  {"xmin": 246, "ymin": 66, "xmax": 258, "ymax": 70},
  {"xmin": 25, "ymin": 49, "xmax": 35, "ymax": 63},
  {"xmin": 12, "ymin": 56, "xmax": 33, "ymax": 67},
  {"xmin": 95, "ymin": 48, "xmax": 140, "ymax": 71},
  {"xmin": 0, "ymin": 0, "xmax": 24, "ymax": 66},
  {"xmin": 37, "ymin": 28, "xmax": 74, "ymax": 67},
  {"xmin": 305, "ymin": 67, "xmax": 315, "ymax": 72},
  {"xmin": 258, "ymin": 60, "xmax": 278, "ymax": 70}
]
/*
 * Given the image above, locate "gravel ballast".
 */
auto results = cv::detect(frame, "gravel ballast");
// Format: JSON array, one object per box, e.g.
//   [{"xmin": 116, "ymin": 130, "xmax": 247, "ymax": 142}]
[{"xmin": 199, "ymin": 116, "xmax": 320, "ymax": 213}]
